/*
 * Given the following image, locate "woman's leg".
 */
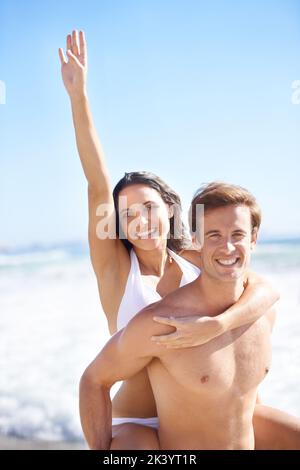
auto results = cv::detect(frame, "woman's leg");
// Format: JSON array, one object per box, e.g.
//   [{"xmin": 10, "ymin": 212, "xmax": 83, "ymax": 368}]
[
  {"xmin": 253, "ymin": 404, "xmax": 300, "ymax": 450},
  {"xmin": 111, "ymin": 406, "xmax": 300, "ymax": 449},
  {"xmin": 111, "ymin": 423, "xmax": 160, "ymax": 450}
]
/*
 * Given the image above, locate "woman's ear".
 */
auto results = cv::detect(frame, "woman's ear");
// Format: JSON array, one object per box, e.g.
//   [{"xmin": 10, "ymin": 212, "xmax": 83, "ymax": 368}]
[{"xmin": 168, "ymin": 204, "xmax": 174, "ymax": 219}]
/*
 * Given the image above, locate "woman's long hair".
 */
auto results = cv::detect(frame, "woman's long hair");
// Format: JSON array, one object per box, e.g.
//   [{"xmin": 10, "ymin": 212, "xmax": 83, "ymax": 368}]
[{"xmin": 113, "ymin": 171, "xmax": 190, "ymax": 253}]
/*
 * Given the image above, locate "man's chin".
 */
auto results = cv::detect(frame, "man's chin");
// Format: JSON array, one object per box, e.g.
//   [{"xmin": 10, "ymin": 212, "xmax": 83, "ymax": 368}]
[{"xmin": 213, "ymin": 266, "xmax": 244, "ymax": 281}]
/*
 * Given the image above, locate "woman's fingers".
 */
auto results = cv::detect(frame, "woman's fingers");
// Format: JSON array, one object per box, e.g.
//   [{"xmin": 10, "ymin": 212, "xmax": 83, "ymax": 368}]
[
  {"xmin": 151, "ymin": 331, "xmax": 180, "ymax": 343},
  {"xmin": 63, "ymin": 31, "xmax": 85, "ymax": 65},
  {"xmin": 152, "ymin": 316, "xmax": 178, "ymax": 327},
  {"xmin": 66, "ymin": 48, "xmax": 81, "ymax": 67},
  {"xmin": 79, "ymin": 30, "xmax": 86, "ymax": 64},
  {"xmin": 166, "ymin": 343, "xmax": 191, "ymax": 349},
  {"xmin": 58, "ymin": 48, "xmax": 67, "ymax": 65},
  {"xmin": 67, "ymin": 34, "xmax": 72, "ymax": 54},
  {"xmin": 72, "ymin": 30, "xmax": 80, "ymax": 56}
]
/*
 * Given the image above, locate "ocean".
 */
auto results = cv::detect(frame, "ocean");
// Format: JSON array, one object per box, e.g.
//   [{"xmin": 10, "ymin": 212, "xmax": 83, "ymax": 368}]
[{"xmin": 0, "ymin": 240, "xmax": 299, "ymax": 442}]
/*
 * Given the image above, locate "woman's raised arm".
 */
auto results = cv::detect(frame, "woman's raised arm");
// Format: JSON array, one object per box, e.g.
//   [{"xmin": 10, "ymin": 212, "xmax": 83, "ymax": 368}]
[
  {"xmin": 59, "ymin": 30, "xmax": 111, "ymax": 197},
  {"xmin": 59, "ymin": 31, "xmax": 129, "ymax": 313}
]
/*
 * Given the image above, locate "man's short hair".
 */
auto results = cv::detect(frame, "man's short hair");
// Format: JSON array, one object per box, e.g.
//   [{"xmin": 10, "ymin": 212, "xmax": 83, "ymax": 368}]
[{"xmin": 190, "ymin": 181, "xmax": 261, "ymax": 234}]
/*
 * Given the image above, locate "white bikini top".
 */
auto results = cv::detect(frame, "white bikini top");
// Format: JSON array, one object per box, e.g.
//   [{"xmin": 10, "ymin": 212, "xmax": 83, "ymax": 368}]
[{"xmin": 117, "ymin": 248, "xmax": 201, "ymax": 331}]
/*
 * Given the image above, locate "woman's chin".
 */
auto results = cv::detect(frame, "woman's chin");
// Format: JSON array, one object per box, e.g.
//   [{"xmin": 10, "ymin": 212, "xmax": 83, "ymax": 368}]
[{"xmin": 131, "ymin": 237, "xmax": 166, "ymax": 251}]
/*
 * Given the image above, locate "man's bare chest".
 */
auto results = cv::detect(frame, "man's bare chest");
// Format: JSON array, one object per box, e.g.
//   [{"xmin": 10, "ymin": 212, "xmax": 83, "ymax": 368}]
[{"xmin": 151, "ymin": 316, "xmax": 272, "ymax": 397}]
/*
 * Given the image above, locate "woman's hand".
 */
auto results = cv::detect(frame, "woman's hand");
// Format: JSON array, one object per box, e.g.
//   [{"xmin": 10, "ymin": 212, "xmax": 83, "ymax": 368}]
[
  {"xmin": 58, "ymin": 30, "xmax": 87, "ymax": 98},
  {"xmin": 151, "ymin": 315, "xmax": 225, "ymax": 348}
]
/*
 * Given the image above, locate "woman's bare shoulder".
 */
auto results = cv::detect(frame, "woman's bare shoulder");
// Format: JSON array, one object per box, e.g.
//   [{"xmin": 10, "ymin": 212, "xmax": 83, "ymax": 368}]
[{"xmin": 179, "ymin": 249, "xmax": 201, "ymax": 268}]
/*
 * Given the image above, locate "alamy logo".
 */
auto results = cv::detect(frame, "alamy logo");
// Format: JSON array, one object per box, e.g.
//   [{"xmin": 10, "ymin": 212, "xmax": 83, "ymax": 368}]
[
  {"xmin": 291, "ymin": 80, "xmax": 300, "ymax": 105},
  {"xmin": 93, "ymin": 200, "xmax": 205, "ymax": 246},
  {"xmin": 0, "ymin": 80, "xmax": 6, "ymax": 104}
]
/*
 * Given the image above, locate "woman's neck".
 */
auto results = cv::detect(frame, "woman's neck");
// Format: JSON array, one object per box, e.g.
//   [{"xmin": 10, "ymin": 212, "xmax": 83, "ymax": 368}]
[{"xmin": 134, "ymin": 242, "xmax": 172, "ymax": 276}]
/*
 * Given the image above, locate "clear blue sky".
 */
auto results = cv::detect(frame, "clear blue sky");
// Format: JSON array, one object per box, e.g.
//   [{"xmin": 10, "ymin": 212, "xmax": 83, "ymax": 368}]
[{"xmin": 1, "ymin": 0, "xmax": 300, "ymax": 246}]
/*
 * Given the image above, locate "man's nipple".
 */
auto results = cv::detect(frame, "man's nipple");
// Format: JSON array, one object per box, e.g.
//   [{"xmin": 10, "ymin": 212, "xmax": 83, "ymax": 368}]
[{"xmin": 201, "ymin": 375, "xmax": 209, "ymax": 384}]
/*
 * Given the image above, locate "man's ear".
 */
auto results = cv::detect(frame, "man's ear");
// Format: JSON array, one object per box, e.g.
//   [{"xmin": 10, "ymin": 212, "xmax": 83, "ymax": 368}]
[{"xmin": 251, "ymin": 227, "xmax": 258, "ymax": 250}]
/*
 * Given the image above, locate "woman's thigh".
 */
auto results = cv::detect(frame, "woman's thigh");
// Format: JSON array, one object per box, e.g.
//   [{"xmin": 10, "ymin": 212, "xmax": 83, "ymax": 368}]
[
  {"xmin": 111, "ymin": 423, "xmax": 160, "ymax": 450},
  {"xmin": 253, "ymin": 404, "xmax": 300, "ymax": 450}
]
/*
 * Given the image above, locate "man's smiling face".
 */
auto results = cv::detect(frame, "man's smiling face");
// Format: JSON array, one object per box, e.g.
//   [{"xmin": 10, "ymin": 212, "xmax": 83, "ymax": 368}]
[{"xmin": 200, "ymin": 205, "xmax": 257, "ymax": 282}]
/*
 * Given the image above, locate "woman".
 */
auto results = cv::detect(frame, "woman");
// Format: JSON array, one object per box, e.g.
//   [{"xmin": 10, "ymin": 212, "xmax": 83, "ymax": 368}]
[{"xmin": 58, "ymin": 31, "xmax": 299, "ymax": 450}]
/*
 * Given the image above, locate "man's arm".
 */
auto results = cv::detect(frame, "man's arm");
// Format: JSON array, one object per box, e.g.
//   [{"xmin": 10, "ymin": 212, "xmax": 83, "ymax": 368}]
[
  {"xmin": 79, "ymin": 306, "xmax": 169, "ymax": 449},
  {"xmin": 219, "ymin": 272, "xmax": 279, "ymax": 332}
]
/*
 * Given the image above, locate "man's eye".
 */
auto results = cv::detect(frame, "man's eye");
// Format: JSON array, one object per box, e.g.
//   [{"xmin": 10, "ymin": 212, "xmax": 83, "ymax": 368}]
[
  {"xmin": 209, "ymin": 234, "xmax": 220, "ymax": 239},
  {"xmin": 233, "ymin": 233, "xmax": 244, "ymax": 239}
]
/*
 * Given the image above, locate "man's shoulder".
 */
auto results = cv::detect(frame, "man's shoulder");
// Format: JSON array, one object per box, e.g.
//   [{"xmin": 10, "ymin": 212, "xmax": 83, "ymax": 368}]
[
  {"xmin": 161, "ymin": 281, "xmax": 199, "ymax": 313},
  {"xmin": 132, "ymin": 299, "xmax": 174, "ymax": 326},
  {"xmin": 124, "ymin": 282, "xmax": 201, "ymax": 340},
  {"xmin": 121, "ymin": 300, "xmax": 179, "ymax": 358}
]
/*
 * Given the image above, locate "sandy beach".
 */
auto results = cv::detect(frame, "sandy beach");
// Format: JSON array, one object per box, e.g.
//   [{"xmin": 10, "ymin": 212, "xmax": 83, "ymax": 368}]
[{"xmin": 0, "ymin": 434, "xmax": 88, "ymax": 450}]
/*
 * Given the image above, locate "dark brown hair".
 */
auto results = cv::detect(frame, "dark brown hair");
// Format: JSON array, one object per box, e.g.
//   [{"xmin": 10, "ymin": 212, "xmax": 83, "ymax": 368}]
[{"xmin": 113, "ymin": 171, "xmax": 190, "ymax": 253}]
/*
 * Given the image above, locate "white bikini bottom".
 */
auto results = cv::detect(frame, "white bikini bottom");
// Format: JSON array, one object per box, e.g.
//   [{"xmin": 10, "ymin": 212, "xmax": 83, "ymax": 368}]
[{"xmin": 112, "ymin": 417, "xmax": 159, "ymax": 429}]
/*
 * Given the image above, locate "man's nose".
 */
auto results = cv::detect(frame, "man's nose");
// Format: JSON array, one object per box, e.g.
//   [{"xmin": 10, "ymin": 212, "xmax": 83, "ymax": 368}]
[{"xmin": 222, "ymin": 240, "xmax": 236, "ymax": 253}]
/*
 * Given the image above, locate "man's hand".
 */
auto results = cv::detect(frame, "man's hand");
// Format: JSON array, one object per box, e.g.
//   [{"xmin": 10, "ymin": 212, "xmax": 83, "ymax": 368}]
[
  {"xmin": 58, "ymin": 30, "xmax": 87, "ymax": 98},
  {"xmin": 151, "ymin": 315, "xmax": 225, "ymax": 348}
]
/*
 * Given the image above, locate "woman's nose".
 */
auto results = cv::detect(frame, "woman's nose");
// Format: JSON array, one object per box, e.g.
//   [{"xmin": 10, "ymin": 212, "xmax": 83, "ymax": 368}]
[{"xmin": 139, "ymin": 214, "xmax": 148, "ymax": 226}]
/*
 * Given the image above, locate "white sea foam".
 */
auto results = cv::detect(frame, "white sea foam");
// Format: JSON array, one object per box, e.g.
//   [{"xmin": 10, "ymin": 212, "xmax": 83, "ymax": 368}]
[
  {"xmin": 0, "ymin": 255, "xmax": 109, "ymax": 441},
  {"xmin": 0, "ymin": 243, "xmax": 299, "ymax": 441}
]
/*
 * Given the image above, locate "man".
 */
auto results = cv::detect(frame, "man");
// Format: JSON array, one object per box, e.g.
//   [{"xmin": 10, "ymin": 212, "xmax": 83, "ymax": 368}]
[{"xmin": 79, "ymin": 182, "xmax": 276, "ymax": 450}]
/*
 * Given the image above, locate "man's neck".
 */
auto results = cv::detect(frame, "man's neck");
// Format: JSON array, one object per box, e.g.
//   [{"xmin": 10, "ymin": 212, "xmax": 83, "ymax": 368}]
[{"xmin": 196, "ymin": 274, "xmax": 245, "ymax": 316}]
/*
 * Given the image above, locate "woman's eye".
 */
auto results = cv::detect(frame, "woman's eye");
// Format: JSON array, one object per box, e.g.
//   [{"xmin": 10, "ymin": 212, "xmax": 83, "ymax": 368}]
[
  {"xmin": 146, "ymin": 203, "xmax": 158, "ymax": 211},
  {"xmin": 122, "ymin": 210, "xmax": 134, "ymax": 218}
]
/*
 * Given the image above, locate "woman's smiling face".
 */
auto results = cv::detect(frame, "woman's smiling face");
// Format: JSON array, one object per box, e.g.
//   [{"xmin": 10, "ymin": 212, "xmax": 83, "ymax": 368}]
[{"xmin": 118, "ymin": 184, "xmax": 171, "ymax": 250}]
